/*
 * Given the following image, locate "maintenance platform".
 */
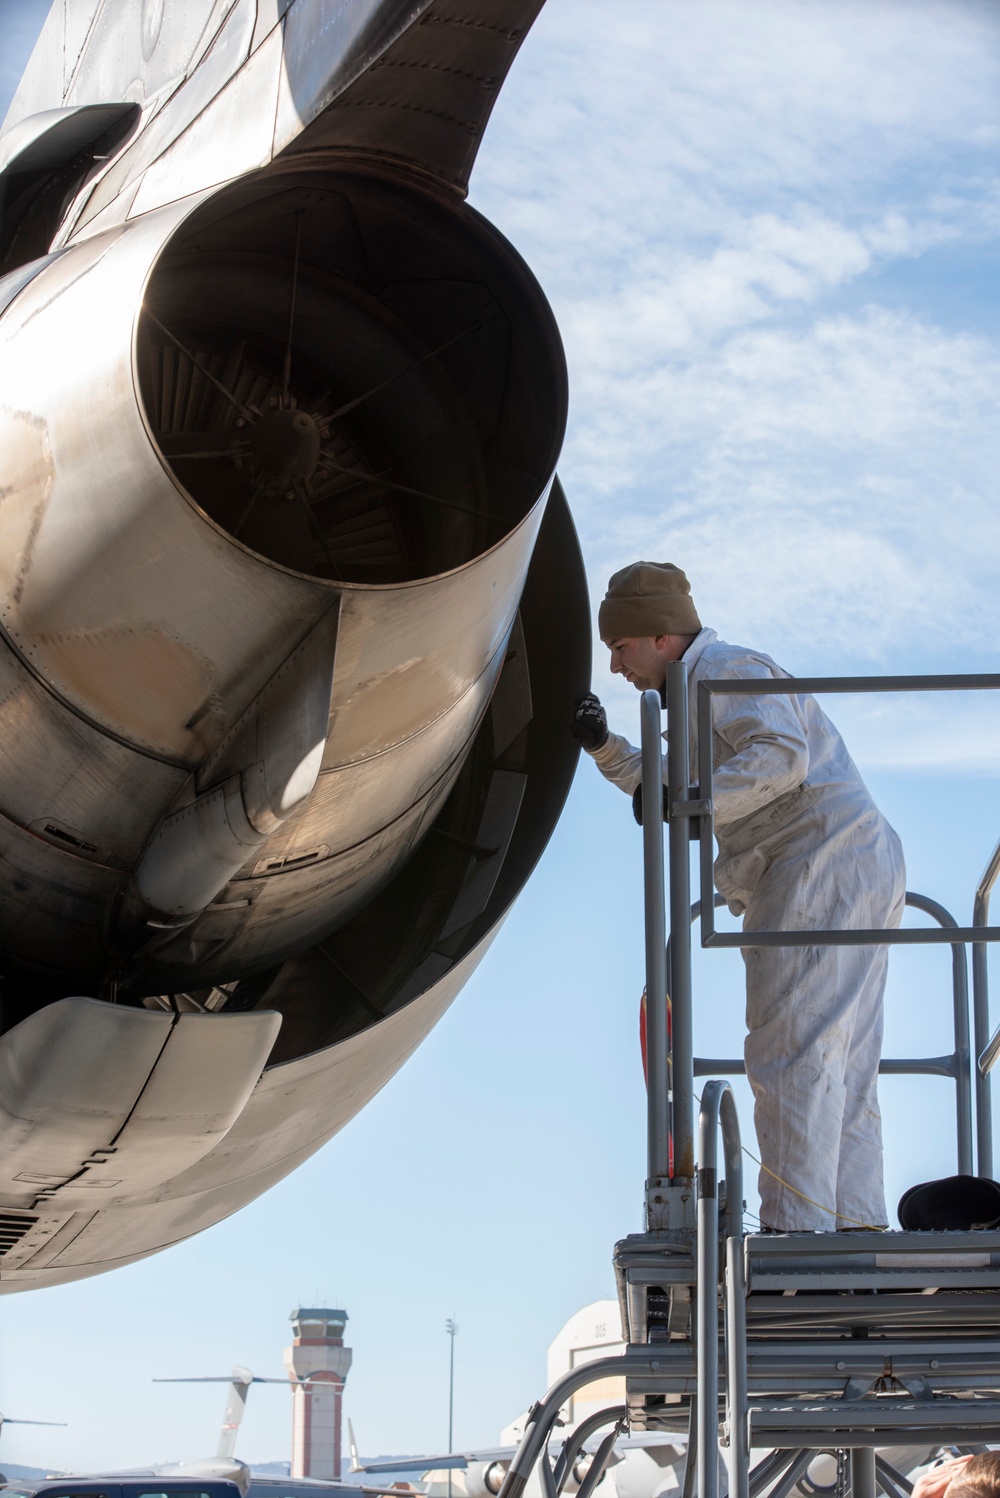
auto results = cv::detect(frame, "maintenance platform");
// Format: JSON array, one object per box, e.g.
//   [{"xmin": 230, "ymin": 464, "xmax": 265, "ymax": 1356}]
[{"xmin": 498, "ymin": 664, "xmax": 1000, "ymax": 1498}]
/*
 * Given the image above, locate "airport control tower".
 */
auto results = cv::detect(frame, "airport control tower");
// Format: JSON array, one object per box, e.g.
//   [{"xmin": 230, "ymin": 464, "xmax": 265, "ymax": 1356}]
[{"xmin": 283, "ymin": 1307, "xmax": 353, "ymax": 1480}]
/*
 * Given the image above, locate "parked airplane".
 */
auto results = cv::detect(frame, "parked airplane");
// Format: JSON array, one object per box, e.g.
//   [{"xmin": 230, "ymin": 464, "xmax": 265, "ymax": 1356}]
[
  {"xmin": 347, "ymin": 1418, "xmax": 937, "ymax": 1498},
  {"xmin": 53, "ymin": 1366, "xmax": 421, "ymax": 1498},
  {"xmin": 0, "ymin": 0, "xmax": 588, "ymax": 1292},
  {"xmin": 144, "ymin": 1366, "xmax": 291, "ymax": 1493},
  {"xmin": 347, "ymin": 1419, "xmax": 690, "ymax": 1498}
]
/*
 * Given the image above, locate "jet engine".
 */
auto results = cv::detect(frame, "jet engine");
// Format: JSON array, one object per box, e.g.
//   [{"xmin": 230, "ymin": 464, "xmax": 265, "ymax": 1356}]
[
  {"xmin": 463, "ymin": 1462, "xmax": 509, "ymax": 1498},
  {"xmin": 0, "ymin": 156, "xmax": 569, "ymax": 1000},
  {"xmin": 0, "ymin": 0, "xmax": 589, "ymax": 1289}
]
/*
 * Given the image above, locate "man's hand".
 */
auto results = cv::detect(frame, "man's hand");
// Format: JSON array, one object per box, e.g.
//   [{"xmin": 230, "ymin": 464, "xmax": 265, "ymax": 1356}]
[
  {"xmin": 572, "ymin": 693, "xmax": 609, "ymax": 751},
  {"xmin": 910, "ymin": 1457, "xmax": 973, "ymax": 1498},
  {"xmin": 632, "ymin": 783, "xmax": 670, "ymax": 826}
]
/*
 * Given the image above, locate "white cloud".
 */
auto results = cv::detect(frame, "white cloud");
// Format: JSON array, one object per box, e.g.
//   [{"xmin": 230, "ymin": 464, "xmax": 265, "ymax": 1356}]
[
  {"xmin": 830, "ymin": 692, "xmax": 1000, "ymax": 775},
  {"xmin": 482, "ymin": 0, "xmax": 1000, "ymax": 229},
  {"xmin": 471, "ymin": 0, "xmax": 1000, "ymax": 674},
  {"xmin": 569, "ymin": 315, "xmax": 1000, "ymax": 673}
]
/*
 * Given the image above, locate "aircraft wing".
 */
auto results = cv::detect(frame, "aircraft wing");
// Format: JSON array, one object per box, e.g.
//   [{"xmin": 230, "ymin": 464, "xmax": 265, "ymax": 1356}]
[
  {"xmin": 0, "ymin": 1417, "xmax": 67, "ymax": 1426},
  {"xmin": 353, "ymin": 1430, "xmax": 688, "ymax": 1475},
  {"xmin": 354, "ymin": 1455, "xmax": 492, "ymax": 1475},
  {"xmin": 153, "ymin": 1376, "xmax": 287, "ymax": 1383}
]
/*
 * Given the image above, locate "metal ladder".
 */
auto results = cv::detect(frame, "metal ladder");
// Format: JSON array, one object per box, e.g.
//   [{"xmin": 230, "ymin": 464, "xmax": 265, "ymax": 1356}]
[{"xmin": 499, "ymin": 664, "xmax": 1000, "ymax": 1498}]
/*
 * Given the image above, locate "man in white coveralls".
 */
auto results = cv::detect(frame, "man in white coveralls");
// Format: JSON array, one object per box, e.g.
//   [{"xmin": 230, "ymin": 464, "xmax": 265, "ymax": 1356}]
[{"xmin": 572, "ymin": 561, "xmax": 905, "ymax": 1231}]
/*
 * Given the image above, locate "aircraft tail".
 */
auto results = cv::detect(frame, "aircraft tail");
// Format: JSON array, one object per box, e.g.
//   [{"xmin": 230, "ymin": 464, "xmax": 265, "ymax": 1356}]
[{"xmin": 153, "ymin": 1365, "xmax": 284, "ymax": 1461}]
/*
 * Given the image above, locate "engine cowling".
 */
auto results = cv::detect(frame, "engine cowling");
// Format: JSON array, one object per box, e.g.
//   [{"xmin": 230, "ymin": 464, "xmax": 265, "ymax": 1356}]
[
  {"xmin": 0, "ymin": 156, "xmax": 570, "ymax": 1012},
  {"xmin": 463, "ymin": 1461, "xmax": 509, "ymax": 1498}
]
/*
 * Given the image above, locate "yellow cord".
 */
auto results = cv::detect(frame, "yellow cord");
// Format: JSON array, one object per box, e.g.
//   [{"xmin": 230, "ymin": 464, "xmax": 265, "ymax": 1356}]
[
  {"xmin": 746, "ymin": 1147, "xmax": 887, "ymax": 1231},
  {"xmin": 691, "ymin": 1084, "xmax": 887, "ymax": 1231}
]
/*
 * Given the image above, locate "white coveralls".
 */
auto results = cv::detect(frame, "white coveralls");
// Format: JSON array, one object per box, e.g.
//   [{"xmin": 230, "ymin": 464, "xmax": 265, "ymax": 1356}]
[{"xmin": 589, "ymin": 628, "xmax": 905, "ymax": 1230}]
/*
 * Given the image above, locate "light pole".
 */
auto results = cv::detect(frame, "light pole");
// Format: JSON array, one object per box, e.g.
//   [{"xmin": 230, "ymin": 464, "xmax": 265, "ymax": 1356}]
[{"xmin": 446, "ymin": 1317, "xmax": 458, "ymax": 1498}]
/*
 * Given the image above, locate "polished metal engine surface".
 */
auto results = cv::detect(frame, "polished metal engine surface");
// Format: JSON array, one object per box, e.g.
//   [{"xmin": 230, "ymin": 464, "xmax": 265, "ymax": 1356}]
[{"xmin": 0, "ymin": 0, "xmax": 589, "ymax": 1290}]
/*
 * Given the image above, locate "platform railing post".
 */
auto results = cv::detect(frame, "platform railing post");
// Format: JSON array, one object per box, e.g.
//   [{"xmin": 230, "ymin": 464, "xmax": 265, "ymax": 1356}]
[
  {"xmin": 973, "ymin": 933, "xmax": 994, "ymax": 1177},
  {"xmin": 973, "ymin": 836, "xmax": 1000, "ymax": 1177},
  {"xmin": 665, "ymin": 663, "xmax": 695, "ymax": 1187},
  {"xmin": 721, "ymin": 1090, "xmax": 748, "ymax": 1498},
  {"xmin": 641, "ymin": 689, "xmax": 671, "ymax": 1222},
  {"xmin": 698, "ymin": 1081, "xmax": 748, "ymax": 1498},
  {"xmin": 696, "ymin": 1089, "xmax": 721, "ymax": 1498},
  {"xmin": 851, "ymin": 1447, "xmax": 876, "ymax": 1498}
]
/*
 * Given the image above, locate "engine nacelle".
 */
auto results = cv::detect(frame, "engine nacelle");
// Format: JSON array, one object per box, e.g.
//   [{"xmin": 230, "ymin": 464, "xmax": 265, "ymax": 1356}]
[
  {"xmin": 463, "ymin": 1461, "xmax": 509, "ymax": 1498},
  {"xmin": 0, "ymin": 157, "xmax": 567, "ymax": 1005}
]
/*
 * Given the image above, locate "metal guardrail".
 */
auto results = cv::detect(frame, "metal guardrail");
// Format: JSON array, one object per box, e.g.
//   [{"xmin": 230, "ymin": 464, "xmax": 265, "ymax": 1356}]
[
  {"xmin": 641, "ymin": 666, "xmax": 1000, "ymax": 1212},
  {"xmin": 495, "ymin": 1355, "xmax": 669, "ymax": 1498},
  {"xmin": 681, "ymin": 892, "xmax": 975, "ymax": 1176},
  {"xmin": 694, "ymin": 672, "xmax": 1000, "ymax": 950},
  {"xmin": 499, "ymin": 669, "xmax": 1000, "ymax": 1498},
  {"xmin": 678, "ymin": 665, "xmax": 1000, "ymax": 1175},
  {"xmin": 552, "ymin": 1406, "xmax": 628, "ymax": 1498},
  {"xmin": 495, "ymin": 669, "xmax": 1000, "ymax": 1498}
]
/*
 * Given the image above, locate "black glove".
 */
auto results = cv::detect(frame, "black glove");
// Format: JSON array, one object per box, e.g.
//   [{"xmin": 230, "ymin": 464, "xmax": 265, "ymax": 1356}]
[
  {"xmin": 632, "ymin": 782, "xmax": 670, "ymax": 826},
  {"xmin": 571, "ymin": 692, "xmax": 609, "ymax": 751}
]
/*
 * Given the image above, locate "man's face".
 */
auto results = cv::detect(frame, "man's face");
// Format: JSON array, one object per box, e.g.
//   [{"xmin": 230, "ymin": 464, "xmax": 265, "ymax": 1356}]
[{"xmin": 606, "ymin": 635, "xmax": 670, "ymax": 691}]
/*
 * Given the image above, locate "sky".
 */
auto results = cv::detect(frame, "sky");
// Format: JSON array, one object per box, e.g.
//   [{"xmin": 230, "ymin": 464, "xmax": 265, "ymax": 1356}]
[{"xmin": 1, "ymin": 0, "xmax": 1000, "ymax": 1477}]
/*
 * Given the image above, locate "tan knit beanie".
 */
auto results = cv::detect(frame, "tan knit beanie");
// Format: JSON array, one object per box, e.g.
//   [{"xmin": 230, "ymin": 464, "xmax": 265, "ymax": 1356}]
[{"xmin": 598, "ymin": 561, "xmax": 701, "ymax": 640}]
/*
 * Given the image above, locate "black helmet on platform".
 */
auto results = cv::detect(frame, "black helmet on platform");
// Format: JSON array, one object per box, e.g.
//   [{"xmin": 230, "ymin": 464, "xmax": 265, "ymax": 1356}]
[{"xmin": 897, "ymin": 1174, "xmax": 1000, "ymax": 1230}]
